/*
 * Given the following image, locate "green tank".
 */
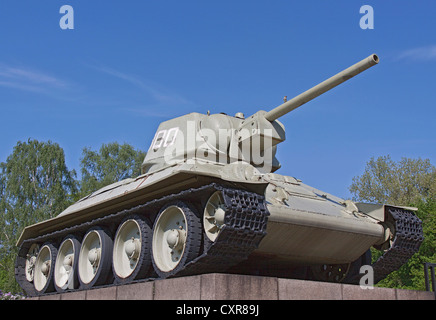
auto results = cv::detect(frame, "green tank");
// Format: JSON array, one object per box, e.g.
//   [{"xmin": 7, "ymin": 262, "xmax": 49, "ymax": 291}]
[{"xmin": 15, "ymin": 54, "xmax": 424, "ymax": 296}]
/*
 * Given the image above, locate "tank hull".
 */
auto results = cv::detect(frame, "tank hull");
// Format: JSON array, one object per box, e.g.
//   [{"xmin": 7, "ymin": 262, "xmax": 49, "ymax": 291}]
[
  {"xmin": 17, "ymin": 162, "xmax": 383, "ymax": 254},
  {"xmin": 257, "ymin": 206, "xmax": 384, "ymax": 265},
  {"xmin": 17, "ymin": 162, "xmax": 414, "ymax": 296}
]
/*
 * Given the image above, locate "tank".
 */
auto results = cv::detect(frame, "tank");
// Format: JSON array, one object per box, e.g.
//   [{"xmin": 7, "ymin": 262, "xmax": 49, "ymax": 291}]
[{"xmin": 15, "ymin": 54, "xmax": 424, "ymax": 296}]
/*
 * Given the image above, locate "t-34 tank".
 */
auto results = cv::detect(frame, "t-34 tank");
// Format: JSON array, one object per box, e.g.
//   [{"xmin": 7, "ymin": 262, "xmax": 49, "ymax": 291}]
[{"xmin": 15, "ymin": 54, "xmax": 424, "ymax": 296}]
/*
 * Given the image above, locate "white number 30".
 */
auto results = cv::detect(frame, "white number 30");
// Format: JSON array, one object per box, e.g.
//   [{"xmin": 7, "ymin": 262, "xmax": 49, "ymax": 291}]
[{"xmin": 150, "ymin": 127, "xmax": 179, "ymax": 151}]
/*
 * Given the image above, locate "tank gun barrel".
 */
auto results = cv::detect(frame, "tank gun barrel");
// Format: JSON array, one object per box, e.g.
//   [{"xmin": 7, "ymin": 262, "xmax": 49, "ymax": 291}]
[{"xmin": 264, "ymin": 54, "xmax": 379, "ymax": 122}]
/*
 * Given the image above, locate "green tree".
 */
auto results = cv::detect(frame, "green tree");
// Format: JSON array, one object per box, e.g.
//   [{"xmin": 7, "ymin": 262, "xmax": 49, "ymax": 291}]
[
  {"xmin": 79, "ymin": 142, "xmax": 146, "ymax": 197},
  {"xmin": 349, "ymin": 155, "xmax": 436, "ymax": 290},
  {"xmin": 0, "ymin": 139, "xmax": 78, "ymax": 293},
  {"xmin": 350, "ymin": 155, "xmax": 436, "ymax": 206}
]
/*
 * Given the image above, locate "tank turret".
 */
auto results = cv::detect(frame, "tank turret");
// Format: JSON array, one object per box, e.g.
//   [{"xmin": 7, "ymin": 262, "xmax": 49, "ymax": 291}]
[{"xmin": 142, "ymin": 54, "xmax": 379, "ymax": 174}]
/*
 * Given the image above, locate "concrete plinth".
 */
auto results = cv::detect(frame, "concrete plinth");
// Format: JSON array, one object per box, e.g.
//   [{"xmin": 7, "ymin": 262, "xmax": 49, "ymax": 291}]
[{"xmin": 32, "ymin": 273, "xmax": 434, "ymax": 300}]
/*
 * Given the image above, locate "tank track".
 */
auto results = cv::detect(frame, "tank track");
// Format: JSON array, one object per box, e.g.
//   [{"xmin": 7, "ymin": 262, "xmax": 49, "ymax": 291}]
[
  {"xmin": 371, "ymin": 207, "xmax": 424, "ymax": 284},
  {"xmin": 15, "ymin": 183, "xmax": 269, "ymax": 296}
]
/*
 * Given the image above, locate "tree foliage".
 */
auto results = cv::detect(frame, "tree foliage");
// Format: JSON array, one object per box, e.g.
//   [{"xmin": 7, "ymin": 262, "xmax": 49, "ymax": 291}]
[
  {"xmin": 0, "ymin": 139, "xmax": 146, "ymax": 294},
  {"xmin": 350, "ymin": 155, "xmax": 436, "ymax": 206},
  {"xmin": 0, "ymin": 139, "xmax": 78, "ymax": 293},
  {"xmin": 79, "ymin": 142, "xmax": 146, "ymax": 197},
  {"xmin": 350, "ymin": 155, "xmax": 436, "ymax": 290}
]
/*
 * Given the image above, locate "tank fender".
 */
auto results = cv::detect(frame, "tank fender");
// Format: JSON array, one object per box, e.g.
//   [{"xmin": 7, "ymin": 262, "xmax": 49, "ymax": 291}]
[
  {"xmin": 355, "ymin": 203, "xmax": 419, "ymax": 246},
  {"xmin": 355, "ymin": 203, "xmax": 418, "ymax": 222}
]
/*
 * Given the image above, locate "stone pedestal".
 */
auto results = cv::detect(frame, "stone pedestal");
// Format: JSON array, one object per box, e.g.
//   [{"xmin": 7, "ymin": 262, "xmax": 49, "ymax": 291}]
[{"xmin": 31, "ymin": 273, "xmax": 434, "ymax": 300}]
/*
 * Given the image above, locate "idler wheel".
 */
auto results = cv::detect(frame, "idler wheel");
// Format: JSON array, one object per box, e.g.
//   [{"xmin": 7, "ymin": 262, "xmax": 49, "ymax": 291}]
[{"xmin": 25, "ymin": 243, "xmax": 40, "ymax": 283}]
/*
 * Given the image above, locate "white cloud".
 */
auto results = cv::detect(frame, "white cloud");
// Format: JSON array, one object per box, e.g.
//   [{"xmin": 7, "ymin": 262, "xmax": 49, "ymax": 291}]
[
  {"xmin": 0, "ymin": 80, "xmax": 43, "ymax": 93},
  {"xmin": 396, "ymin": 45, "xmax": 436, "ymax": 61},
  {"xmin": 92, "ymin": 65, "xmax": 195, "ymax": 107},
  {"xmin": 0, "ymin": 64, "xmax": 69, "ymax": 93}
]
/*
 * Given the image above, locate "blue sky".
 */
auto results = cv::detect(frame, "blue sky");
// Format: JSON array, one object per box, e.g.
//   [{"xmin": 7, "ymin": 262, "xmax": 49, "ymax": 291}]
[{"xmin": 0, "ymin": 0, "xmax": 435, "ymax": 199}]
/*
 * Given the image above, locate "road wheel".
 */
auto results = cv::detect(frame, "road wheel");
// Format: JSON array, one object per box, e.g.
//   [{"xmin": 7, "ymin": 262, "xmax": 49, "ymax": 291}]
[
  {"xmin": 113, "ymin": 215, "xmax": 153, "ymax": 284},
  {"xmin": 151, "ymin": 201, "xmax": 202, "ymax": 278},
  {"xmin": 78, "ymin": 227, "xmax": 113, "ymax": 289}
]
